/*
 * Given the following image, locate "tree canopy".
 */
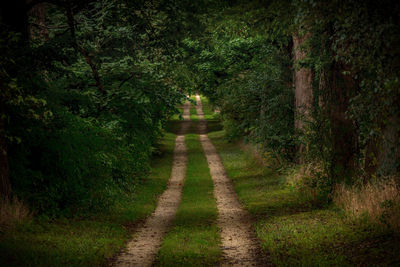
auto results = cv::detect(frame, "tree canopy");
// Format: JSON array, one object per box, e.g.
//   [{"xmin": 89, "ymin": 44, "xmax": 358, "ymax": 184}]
[{"xmin": 1, "ymin": 0, "xmax": 399, "ymax": 214}]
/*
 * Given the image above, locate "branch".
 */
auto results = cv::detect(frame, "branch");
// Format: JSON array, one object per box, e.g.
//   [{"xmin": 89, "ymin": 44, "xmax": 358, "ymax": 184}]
[
  {"xmin": 65, "ymin": 4, "xmax": 106, "ymax": 96},
  {"xmin": 30, "ymin": 22, "xmax": 68, "ymax": 29},
  {"xmin": 26, "ymin": 0, "xmax": 66, "ymax": 12},
  {"xmin": 118, "ymin": 72, "xmax": 141, "ymax": 89}
]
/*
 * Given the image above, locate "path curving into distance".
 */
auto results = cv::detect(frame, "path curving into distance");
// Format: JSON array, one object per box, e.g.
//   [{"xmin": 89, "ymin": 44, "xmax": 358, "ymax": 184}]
[
  {"xmin": 114, "ymin": 101, "xmax": 190, "ymax": 267},
  {"xmin": 196, "ymin": 94, "xmax": 264, "ymax": 266}
]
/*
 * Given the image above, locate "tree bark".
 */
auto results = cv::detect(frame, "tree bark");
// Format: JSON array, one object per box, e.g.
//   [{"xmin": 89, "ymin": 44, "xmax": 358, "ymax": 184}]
[
  {"xmin": 329, "ymin": 63, "xmax": 358, "ymax": 181},
  {"xmin": 0, "ymin": 0, "xmax": 30, "ymax": 199},
  {"xmin": 293, "ymin": 34, "xmax": 313, "ymax": 163},
  {"xmin": 377, "ymin": 113, "xmax": 400, "ymax": 176},
  {"xmin": 28, "ymin": 2, "xmax": 49, "ymax": 41},
  {"xmin": 364, "ymin": 137, "xmax": 379, "ymax": 179},
  {"xmin": 0, "ymin": 102, "xmax": 11, "ymax": 200}
]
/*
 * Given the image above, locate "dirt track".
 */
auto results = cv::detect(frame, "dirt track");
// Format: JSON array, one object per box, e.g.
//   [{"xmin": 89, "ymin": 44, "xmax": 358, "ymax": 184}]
[
  {"xmin": 114, "ymin": 101, "xmax": 190, "ymax": 267},
  {"xmin": 115, "ymin": 97, "xmax": 263, "ymax": 266}
]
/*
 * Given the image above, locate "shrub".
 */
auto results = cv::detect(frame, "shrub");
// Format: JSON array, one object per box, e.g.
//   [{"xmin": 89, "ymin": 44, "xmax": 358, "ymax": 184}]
[
  {"xmin": 10, "ymin": 111, "xmax": 149, "ymax": 216},
  {"xmin": 287, "ymin": 162, "xmax": 333, "ymax": 205}
]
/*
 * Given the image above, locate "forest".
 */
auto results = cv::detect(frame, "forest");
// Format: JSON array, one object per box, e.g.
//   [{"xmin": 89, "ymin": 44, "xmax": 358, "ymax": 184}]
[{"xmin": 1, "ymin": 0, "xmax": 400, "ymax": 266}]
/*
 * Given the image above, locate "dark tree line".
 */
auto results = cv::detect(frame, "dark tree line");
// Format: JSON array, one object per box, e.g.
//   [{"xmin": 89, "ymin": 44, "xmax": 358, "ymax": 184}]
[{"xmin": 186, "ymin": 0, "xmax": 400, "ymax": 200}]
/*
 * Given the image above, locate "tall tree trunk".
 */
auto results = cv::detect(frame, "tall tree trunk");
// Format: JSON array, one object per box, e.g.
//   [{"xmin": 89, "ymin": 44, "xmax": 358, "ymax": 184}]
[
  {"xmin": 0, "ymin": 0, "xmax": 29, "ymax": 199},
  {"xmin": 377, "ymin": 113, "xmax": 400, "ymax": 176},
  {"xmin": 0, "ymin": 102, "xmax": 10, "ymax": 200},
  {"xmin": 329, "ymin": 63, "xmax": 358, "ymax": 181},
  {"xmin": 293, "ymin": 34, "xmax": 313, "ymax": 163},
  {"xmin": 364, "ymin": 137, "xmax": 379, "ymax": 180},
  {"xmin": 28, "ymin": 2, "xmax": 49, "ymax": 41}
]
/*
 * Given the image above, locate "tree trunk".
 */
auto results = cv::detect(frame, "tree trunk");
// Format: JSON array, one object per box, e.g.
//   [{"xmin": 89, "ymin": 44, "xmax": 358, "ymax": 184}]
[
  {"xmin": 329, "ymin": 63, "xmax": 358, "ymax": 182},
  {"xmin": 28, "ymin": 2, "xmax": 49, "ymax": 41},
  {"xmin": 378, "ymin": 113, "xmax": 400, "ymax": 176},
  {"xmin": 0, "ymin": 0, "xmax": 30, "ymax": 199},
  {"xmin": 364, "ymin": 137, "xmax": 379, "ymax": 180},
  {"xmin": 0, "ymin": 102, "xmax": 10, "ymax": 200},
  {"xmin": 293, "ymin": 34, "xmax": 313, "ymax": 163}
]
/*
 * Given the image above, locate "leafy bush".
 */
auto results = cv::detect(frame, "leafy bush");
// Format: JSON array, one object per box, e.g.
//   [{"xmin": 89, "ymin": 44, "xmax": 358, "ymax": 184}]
[
  {"xmin": 10, "ymin": 110, "xmax": 148, "ymax": 216},
  {"xmin": 287, "ymin": 162, "xmax": 333, "ymax": 205}
]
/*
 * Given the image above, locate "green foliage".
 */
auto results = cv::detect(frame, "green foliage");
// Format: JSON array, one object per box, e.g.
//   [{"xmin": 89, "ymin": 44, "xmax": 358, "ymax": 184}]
[
  {"xmin": 183, "ymin": 3, "xmax": 295, "ymax": 161},
  {"xmin": 1, "ymin": 0, "xmax": 204, "ymax": 215},
  {"xmin": 10, "ymin": 111, "xmax": 146, "ymax": 215},
  {"xmin": 301, "ymin": 0, "xmax": 400, "ymax": 177},
  {"xmin": 185, "ymin": 0, "xmax": 400, "ymax": 200}
]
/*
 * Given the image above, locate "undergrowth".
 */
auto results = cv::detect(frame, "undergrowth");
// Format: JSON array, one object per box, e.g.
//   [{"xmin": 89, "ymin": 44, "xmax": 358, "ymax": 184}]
[
  {"xmin": 335, "ymin": 178, "xmax": 400, "ymax": 232},
  {"xmin": 0, "ymin": 197, "xmax": 31, "ymax": 231}
]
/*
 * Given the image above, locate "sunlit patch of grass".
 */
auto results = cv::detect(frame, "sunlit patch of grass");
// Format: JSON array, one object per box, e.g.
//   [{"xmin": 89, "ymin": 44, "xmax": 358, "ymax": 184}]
[
  {"xmin": 156, "ymin": 134, "xmax": 221, "ymax": 266},
  {"xmin": 208, "ymin": 129, "xmax": 400, "ymax": 266},
  {"xmin": 0, "ymin": 133, "xmax": 176, "ymax": 266}
]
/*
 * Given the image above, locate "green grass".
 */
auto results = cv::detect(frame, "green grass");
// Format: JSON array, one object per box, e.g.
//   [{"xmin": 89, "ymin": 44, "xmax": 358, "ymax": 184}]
[
  {"xmin": 208, "ymin": 130, "xmax": 400, "ymax": 266},
  {"xmin": 156, "ymin": 134, "xmax": 221, "ymax": 266},
  {"xmin": 190, "ymin": 102, "xmax": 198, "ymax": 121},
  {"xmin": 0, "ymin": 133, "xmax": 177, "ymax": 267}
]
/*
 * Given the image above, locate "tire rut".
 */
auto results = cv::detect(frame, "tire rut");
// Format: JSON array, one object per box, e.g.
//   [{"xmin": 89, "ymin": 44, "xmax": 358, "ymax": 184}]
[
  {"xmin": 195, "ymin": 95, "xmax": 266, "ymax": 266},
  {"xmin": 114, "ymin": 101, "xmax": 190, "ymax": 267}
]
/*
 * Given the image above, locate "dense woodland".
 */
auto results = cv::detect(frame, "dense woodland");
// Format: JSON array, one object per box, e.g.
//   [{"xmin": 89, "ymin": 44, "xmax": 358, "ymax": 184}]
[{"xmin": 1, "ymin": 0, "xmax": 400, "ymax": 265}]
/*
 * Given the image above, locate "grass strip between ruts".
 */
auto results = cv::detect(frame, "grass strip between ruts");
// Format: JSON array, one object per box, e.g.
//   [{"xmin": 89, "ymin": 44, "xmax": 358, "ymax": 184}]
[{"xmin": 156, "ymin": 133, "xmax": 221, "ymax": 266}]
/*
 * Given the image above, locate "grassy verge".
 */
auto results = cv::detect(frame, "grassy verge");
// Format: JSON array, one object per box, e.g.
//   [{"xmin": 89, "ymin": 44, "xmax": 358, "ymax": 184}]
[
  {"xmin": 0, "ymin": 133, "xmax": 176, "ymax": 267},
  {"xmin": 208, "ymin": 130, "xmax": 400, "ymax": 266},
  {"xmin": 156, "ymin": 134, "xmax": 221, "ymax": 266}
]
